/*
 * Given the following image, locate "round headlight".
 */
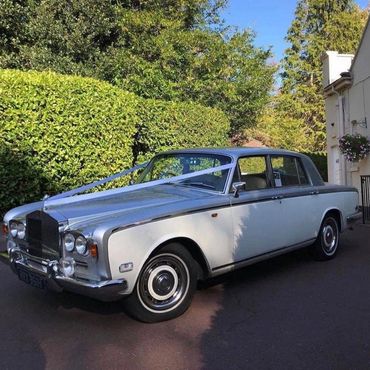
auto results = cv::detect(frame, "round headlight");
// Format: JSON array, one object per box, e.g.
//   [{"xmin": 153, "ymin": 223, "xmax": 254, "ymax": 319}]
[
  {"xmin": 17, "ymin": 222, "xmax": 26, "ymax": 239},
  {"xmin": 75, "ymin": 235, "xmax": 87, "ymax": 255},
  {"xmin": 64, "ymin": 233, "xmax": 75, "ymax": 252},
  {"xmin": 9, "ymin": 222, "xmax": 18, "ymax": 238}
]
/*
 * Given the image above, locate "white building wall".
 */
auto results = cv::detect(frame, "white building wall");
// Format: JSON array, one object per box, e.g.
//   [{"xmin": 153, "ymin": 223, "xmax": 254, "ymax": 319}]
[
  {"xmin": 323, "ymin": 20, "xmax": 370, "ymax": 200},
  {"xmin": 322, "ymin": 51, "xmax": 354, "ymax": 87}
]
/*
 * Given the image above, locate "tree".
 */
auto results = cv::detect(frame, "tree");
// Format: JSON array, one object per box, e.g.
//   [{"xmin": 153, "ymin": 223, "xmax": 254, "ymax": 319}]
[
  {"xmin": 0, "ymin": 0, "xmax": 274, "ymax": 137},
  {"xmin": 275, "ymin": 0, "xmax": 368, "ymax": 152}
]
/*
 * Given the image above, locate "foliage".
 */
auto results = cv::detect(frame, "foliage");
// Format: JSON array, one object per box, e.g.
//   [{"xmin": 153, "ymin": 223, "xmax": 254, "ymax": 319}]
[
  {"xmin": 0, "ymin": 0, "xmax": 274, "ymax": 136},
  {"xmin": 0, "ymin": 69, "xmax": 229, "ymax": 215},
  {"xmin": 339, "ymin": 134, "xmax": 370, "ymax": 162},
  {"xmin": 302, "ymin": 152, "xmax": 328, "ymax": 182},
  {"xmin": 134, "ymin": 99, "xmax": 229, "ymax": 162},
  {"xmin": 247, "ymin": 97, "xmax": 316, "ymax": 152},
  {"xmin": 276, "ymin": 0, "xmax": 368, "ymax": 152}
]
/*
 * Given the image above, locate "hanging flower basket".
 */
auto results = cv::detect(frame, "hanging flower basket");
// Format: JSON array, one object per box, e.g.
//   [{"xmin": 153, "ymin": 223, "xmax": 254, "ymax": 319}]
[{"xmin": 339, "ymin": 134, "xmax": 370, "ymax": 162}]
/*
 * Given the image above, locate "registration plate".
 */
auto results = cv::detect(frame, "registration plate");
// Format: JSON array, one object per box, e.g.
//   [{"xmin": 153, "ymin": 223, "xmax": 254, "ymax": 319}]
[{"xmin": 17, "ymin": 268, "xmax": 46, "ymax": 289}]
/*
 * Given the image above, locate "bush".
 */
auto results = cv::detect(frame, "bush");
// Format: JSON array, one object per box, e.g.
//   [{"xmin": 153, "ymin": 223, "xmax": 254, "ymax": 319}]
[
  {"xmin": 0, "ymin": 70, "xmax": 139, "ymax": 215},
  {"xmin": 0, "ymin": 69, "xmax": 230, "ymax": 215},
  {"xmin": 303, "ymin": 152, "xmax": 328, "ymax": 182},
  {"xmin": 134, "ymin": 99, "xmax": 230, "ymax": 162}
]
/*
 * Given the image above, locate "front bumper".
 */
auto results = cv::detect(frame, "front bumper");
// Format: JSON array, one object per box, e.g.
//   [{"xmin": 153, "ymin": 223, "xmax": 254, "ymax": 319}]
[{"xmin": 8, "ymin": 248, "xmax": 128, "ymax": 302}]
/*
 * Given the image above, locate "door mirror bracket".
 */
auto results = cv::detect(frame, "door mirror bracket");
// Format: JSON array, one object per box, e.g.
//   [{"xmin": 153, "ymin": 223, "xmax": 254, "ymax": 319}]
[{"xmin": 232, "ymin": 182, "xmax": 246, "ymax": 198}]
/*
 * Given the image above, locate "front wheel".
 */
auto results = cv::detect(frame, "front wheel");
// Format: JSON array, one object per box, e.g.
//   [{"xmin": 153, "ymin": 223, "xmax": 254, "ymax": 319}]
[
  {"xmin": 311, "ymin": 215, "xmax": 340, "ymax": 260},
  {"xmin": 123, "ymin": 243, "xmax": 198, "ymax": 322}
]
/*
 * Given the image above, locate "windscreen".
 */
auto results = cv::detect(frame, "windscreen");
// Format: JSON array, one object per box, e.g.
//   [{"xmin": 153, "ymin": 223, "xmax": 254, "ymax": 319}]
[{"xmin": 137, "ymin": 153, "xmax": 232, "ymax": 192}]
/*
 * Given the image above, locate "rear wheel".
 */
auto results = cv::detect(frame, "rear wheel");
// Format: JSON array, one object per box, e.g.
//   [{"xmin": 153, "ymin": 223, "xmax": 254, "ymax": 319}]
[
  {"xmin": 311, "ymin": 215, "xmax": 340, "ymax": 260},
  {"xmin": 123, "ymin": 243, "xmax": 197, "ymax": 322}
]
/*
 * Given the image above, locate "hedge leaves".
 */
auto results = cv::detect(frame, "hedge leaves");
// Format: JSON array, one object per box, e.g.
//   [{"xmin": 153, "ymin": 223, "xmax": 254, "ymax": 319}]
[{"xmin": 0, "ymin": 69, "xmax": 229, "ymax": 215}]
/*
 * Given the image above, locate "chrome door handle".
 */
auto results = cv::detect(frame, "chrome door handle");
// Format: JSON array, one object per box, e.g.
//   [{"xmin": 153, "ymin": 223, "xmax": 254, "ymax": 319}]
[{"xmin": 309, "ymin": 190, "xmax": 319, "ymax": 195}]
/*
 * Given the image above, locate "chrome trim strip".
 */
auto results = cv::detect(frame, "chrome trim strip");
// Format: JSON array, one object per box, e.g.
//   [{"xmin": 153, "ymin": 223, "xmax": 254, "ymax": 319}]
[
  {"xmin": 211, "ymin": 238, "xmax": 316, "ymax": 272},
  {"xmin": 111, "ymin": 186, "xmax": 359, "ymax": 234}
]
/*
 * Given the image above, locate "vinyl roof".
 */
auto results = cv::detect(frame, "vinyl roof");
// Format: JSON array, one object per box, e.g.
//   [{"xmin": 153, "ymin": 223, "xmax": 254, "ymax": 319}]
[{"xmin": 160, "ymin": 147, "xmax": 303, "ymax": 160}]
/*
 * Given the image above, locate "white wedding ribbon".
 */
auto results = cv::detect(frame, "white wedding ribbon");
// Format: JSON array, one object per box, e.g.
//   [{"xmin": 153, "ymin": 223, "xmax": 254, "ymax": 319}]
[{"xmin": 43, "ymin": 162, "xmax": 234, "ymax": 209}]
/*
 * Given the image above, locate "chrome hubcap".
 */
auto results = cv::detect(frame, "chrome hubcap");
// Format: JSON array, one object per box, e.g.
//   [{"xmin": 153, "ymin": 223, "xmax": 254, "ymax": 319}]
[
  {"xmin": 138, "ymin": 253, "xmax": 189, "ymax": 313},
  {"xmin": 147, "ymin": 265, "xmax": 179, "ymax": 301},
  {"xmin": 322, "ymin": 219, "xmax": 338, "ymax": 255}
]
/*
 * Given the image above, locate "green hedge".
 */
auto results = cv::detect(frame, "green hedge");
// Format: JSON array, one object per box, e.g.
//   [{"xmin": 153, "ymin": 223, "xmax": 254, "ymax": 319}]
[
  {"xmin": 0, "ymin": 70, "xmax": 229, "ymax": 215},
  {"xmin": 135, "ymin": 99, "xmax": 229, "ymax": 162},
  {"xmin": 303, "ymin": 152, "xmax": 328, "ymax": 182}
]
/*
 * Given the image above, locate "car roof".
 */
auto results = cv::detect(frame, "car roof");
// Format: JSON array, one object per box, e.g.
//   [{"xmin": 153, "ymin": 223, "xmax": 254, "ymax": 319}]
[{"xmin": 159, "ymin": 147, "xmax": 304, "ymax": 161}]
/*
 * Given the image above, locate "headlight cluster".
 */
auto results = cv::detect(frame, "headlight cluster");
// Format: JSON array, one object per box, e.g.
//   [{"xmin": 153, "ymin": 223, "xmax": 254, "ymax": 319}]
[
  {"xmin": 63, "ymin": 233, "xmax": 89, "ymax": 256},
  {"xmin": 9, "ymin": 220, "xmax": 26, "ymax": 239}
]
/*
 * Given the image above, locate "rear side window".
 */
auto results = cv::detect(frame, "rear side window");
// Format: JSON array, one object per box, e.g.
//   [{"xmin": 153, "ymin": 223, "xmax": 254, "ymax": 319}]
[{"xmin": 271, "ymin": 156, "xmax": 309, "ymax": 187}]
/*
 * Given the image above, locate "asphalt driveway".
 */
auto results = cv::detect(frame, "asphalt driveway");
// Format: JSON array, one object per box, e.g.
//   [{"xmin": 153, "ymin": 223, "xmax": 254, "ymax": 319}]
[{"xmin": 1, "ymin": 224, "xmax": 370, "ymax": 370}]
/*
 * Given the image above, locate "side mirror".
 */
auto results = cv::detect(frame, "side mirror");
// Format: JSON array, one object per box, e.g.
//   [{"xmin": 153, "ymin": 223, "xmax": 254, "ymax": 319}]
[{"xmin": 232, "ymin": 182, "xmax": 246, "ymax": 198}]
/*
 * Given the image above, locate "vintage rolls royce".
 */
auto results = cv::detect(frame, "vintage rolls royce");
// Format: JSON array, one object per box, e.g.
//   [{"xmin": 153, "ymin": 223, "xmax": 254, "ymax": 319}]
[{"xmin": 3, "ymin": 148, "xmax": 361, "ymax": 322}]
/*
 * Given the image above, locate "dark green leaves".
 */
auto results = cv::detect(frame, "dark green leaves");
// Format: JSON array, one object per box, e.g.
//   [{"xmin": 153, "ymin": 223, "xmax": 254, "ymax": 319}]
[{"xmin": 0, "ymin": 69, "xmax": 229, "ymax": 215}]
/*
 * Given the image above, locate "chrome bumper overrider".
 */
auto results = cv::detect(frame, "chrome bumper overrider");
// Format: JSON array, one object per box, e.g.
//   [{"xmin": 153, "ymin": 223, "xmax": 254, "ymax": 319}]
[{"xmin": 8, "ymin": 248, "xmax": 128, "ymax": 301}]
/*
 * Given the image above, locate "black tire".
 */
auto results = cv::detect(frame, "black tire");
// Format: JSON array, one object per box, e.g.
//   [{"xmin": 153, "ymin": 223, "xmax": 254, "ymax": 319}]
[
  {"xmin": 311, "ymin": 215, "xmax": 340, "ymax": 261},
  {"xmin": 123, "ymin": 243, "xmax": 198, "ymax": 323}
]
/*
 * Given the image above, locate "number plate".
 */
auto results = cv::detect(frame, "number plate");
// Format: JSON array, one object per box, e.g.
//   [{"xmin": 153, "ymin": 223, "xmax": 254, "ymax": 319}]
[{"xmin": 17, "ymin": 268, "xmax": 46, "ymax": 289}]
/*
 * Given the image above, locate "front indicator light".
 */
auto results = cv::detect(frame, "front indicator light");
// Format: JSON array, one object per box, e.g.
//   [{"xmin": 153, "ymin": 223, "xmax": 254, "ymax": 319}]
[
  {"xmin": 1, "ymin": 223, "xmax": 8, "ymax": 236},
  {"xmin": 89, "ymin": 243, "xmax": 98, "ymax": 258}
]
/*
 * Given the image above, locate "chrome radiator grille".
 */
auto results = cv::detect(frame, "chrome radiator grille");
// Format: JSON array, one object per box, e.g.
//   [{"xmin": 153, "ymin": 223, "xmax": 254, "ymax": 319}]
[{"xmin": 25, "ymin": 211, "xmax": 60, "ymax": 259}]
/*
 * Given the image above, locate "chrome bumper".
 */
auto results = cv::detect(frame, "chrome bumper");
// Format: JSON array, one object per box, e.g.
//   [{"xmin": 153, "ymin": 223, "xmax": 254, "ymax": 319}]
[
  {"xmin": 8, "ymin": 248, "xmax": 128, "ymax": 302},
  {"xmin": 346, "ymin": 211, "xmax": 363, "ymax": 225}
]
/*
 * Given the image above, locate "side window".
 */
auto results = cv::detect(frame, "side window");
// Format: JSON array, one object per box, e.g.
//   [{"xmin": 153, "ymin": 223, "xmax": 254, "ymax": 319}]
[
  {"xmin": 238, "ymin": 156, "xmax": 269, "ymax": 191},
  {"xmin": 271, "ymin": 156, "xmax": 309, "ymax": 187}
]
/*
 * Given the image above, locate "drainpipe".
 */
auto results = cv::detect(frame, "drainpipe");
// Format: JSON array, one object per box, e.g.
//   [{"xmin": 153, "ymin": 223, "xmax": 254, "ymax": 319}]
[{"xmin": 331, "ymin": 85, "xmax": 347, "ymax": 186}]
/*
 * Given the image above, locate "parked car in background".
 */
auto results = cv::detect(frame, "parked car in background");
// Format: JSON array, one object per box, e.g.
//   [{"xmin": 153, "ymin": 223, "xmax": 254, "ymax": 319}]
[{"xmin": 3, "ymin": 148, "xmax": 361, "ymax": 322}]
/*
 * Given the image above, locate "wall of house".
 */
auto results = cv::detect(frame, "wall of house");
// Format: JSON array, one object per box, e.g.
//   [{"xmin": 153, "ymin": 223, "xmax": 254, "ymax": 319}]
[
  {"xmin": 325, "ymin": 94, "xmax": 345, "ymax": 185},
  {"xmin": 347, "ymin": 82, "xmax": 370, "ymax": 199},
  {"xmin": 348, "ymin": 23, "xmax": 370, "ymax": 199},
  {"xmin": 324, "ymin": 21, "xmax": 370, "ymax": 203}
]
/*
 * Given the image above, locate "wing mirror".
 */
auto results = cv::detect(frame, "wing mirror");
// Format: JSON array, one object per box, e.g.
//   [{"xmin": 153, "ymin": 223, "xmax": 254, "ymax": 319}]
[{"xmin": 232, "ymin": 182, "xmax": 246, "ymax": 198}]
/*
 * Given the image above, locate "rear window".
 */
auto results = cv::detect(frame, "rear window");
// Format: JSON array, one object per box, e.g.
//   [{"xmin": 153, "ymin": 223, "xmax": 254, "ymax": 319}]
[{"xmin": 271, "ymin": 156, "xmax": 309, "ymax": 187}]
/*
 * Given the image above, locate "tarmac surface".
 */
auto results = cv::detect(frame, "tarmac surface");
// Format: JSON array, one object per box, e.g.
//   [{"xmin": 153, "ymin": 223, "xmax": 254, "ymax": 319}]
[{"xmin": 1, "ymin": 223, "xmax": 370, "ymax": 370}]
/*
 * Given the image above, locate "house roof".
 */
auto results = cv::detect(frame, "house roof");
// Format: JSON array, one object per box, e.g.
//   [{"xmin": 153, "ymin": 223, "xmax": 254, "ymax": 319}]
[{"xmin": 350, "ymin": 14, "xmax": 370, "ymax": 73}]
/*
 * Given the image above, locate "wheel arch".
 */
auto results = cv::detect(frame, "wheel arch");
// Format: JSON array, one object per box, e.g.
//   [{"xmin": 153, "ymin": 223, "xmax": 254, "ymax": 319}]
[
  {"xmin": 321, "ymin": 208, "xmax": 343, "ymax": 232},
  {"xmin": 149, "ymin": 237, "xmax": 211, "ymax": 280}
]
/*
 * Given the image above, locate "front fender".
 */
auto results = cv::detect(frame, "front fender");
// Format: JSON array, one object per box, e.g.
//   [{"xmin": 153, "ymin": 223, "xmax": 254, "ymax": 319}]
[{"xmin": 107, "ymin": 207, "xmax": 233, "ymax": 294}]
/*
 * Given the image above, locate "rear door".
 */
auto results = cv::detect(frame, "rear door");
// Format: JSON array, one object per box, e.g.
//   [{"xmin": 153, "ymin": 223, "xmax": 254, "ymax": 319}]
[
  {"xmin": 269, "ymin": 155, "xmax": 318, "ymax": 246},
  {"xmin": 230, "ymin": 155, "xmax": 287, "ymax": 261}
]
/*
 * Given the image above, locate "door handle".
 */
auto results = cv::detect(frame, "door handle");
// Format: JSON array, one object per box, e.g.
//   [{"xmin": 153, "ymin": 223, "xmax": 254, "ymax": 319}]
[
  {"xmin": 271, "ymin": 195, "xmax": 284, "ymax": 200},
  {"xmin": 309, "ymin": 190, "xmax": 319, "ymax": 195}
]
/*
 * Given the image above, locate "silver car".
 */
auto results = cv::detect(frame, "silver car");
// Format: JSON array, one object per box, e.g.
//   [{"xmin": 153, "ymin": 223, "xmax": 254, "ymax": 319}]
[{"xmin": 3, "ymin": 148, "xmax": 361, "ymax": 322}]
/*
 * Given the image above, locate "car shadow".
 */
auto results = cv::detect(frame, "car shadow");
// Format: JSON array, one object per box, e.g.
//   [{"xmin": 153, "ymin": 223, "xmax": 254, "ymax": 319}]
[{"xmin": 198, "ymin": 229, "xmax": 370, "ymax": 370}]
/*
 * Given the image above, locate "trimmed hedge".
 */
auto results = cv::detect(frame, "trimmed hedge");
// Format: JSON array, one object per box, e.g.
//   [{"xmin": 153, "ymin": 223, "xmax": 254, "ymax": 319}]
[
  {"xmin": 0, "ymin": 70, "xmax": 229, "ymax": 215},
  {"xmin": 303, "ymin": 152, "xmax": 328, "ymax": 182},
  {"xmin": 135, "ymin": 99, "xmax": 229, "ymax": 162}
]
